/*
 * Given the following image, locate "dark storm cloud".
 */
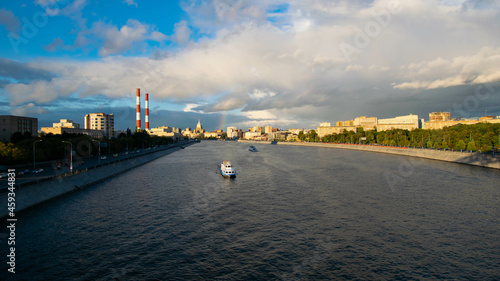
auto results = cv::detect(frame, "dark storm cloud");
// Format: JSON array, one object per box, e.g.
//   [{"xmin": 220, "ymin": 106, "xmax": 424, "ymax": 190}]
[{"xmin": 0, "ymin": 58, "xmax": 54, "ymax": 83}]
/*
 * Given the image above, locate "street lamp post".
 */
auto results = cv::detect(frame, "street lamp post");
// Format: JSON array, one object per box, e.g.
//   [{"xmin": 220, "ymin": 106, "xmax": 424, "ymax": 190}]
[
  {"xmin": 33, "ymin": 139, "xmax": 42, "ymax": 170},
  {"xmin": 93, "ymin": 140, "xmax": 101, "ymax": 164},
  {"xmin": 62, "ymin": 141, "xmax": 73, "ymax": 173}
]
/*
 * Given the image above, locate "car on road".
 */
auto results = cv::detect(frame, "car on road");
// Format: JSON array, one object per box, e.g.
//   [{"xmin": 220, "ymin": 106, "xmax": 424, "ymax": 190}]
[
  {"xmin": 113, "ymin": 154, "xmax": 118, "ymax": 157},
  {"xmin": 32, "ymin": 168, "xmax": 44, "ymax": 174},
  {"xmin": 0, "ymin": 173, "xmax": 8, "ymax": 179},
  {"xmin": 100, "ymin": 156, "xmax": 107, "ymax": 160}
]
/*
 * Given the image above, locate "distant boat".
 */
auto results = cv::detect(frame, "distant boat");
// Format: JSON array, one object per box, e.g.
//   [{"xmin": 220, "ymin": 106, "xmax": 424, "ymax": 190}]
[
  {"xmin": 220, "ymin": 161, "xmax": 236, "ymax": 178},
  {"xmin": 249, "ymin": 145, "xmax": 257, "ymax": 152}
]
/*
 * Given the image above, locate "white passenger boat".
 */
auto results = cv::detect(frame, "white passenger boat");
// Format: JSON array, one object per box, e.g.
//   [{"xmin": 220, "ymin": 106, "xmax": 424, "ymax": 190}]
[
  {"xmin": 220, "ymin": 161, "xmax": 236, "ymax": 178},
  {"xmin": 249, "ymin": 145, "xmax": 257, "ymax": 152}
]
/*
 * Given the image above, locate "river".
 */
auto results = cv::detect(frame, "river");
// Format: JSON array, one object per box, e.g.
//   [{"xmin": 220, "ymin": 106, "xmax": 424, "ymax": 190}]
[{"xmin": 2, "ymin": 140, "xmax": 499, "ymax": 280}]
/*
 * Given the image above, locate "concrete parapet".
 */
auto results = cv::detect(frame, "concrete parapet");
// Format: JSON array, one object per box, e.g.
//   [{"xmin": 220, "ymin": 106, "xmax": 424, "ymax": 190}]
[
  {"xmin": 238, "ymin": 140, "xmax": 500, "ymax": 170},
  {"xmin": 1, "ymin": 143, "xmax": 194, "ymax": 218}
]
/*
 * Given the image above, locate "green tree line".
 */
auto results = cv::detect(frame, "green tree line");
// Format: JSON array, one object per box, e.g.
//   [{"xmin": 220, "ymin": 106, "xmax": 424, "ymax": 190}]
[
  {"xmin": 300, "ymin": 123, "xmax": 500, "ymax": 152},
  {"xmin": 0, "ymin": 130, "xmax": 174, "ymax": 165}
]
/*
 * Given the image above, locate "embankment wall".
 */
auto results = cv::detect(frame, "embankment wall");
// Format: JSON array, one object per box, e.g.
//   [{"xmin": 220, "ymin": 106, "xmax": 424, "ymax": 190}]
[
  {"xmin": 239, "ymin": 140, "xmax": 500, "ymax": 170},
  {"xmin": 1, "ymin": 144, "xmax": 192, "ymax": 218}
]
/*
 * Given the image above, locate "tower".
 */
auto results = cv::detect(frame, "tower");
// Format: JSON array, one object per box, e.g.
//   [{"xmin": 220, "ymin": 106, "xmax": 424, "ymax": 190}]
[
  {"xmin": 145, "ymin": 93, "xmax": 150, "ymax": 130},
  {"xmin": 195, "ymin": 120, "xmax": 204, "ymax": 133},
  {"xmin": 136, "ymin": 88, "xmax": 141, "ymax": 130}
]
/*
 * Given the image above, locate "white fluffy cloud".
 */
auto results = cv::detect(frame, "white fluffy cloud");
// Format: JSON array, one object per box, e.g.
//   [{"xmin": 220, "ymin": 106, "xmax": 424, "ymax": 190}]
[
  {"xmin": 89, "ymin": 19, "xmax": 167, "ymax": 56},
  {"xmin": 171, "ymin": 21, "xmax": 192, "ymax": 44},
  {"xmin": 393, "ymin": 47, "xmax": 500, "ymax": 89}
]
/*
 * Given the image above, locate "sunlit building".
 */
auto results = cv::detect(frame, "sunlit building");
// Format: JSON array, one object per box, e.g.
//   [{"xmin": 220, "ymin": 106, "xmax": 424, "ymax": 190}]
[
  {"xmin": 244, "ymin": 131, "xmax": 262, "ymax": 140},
  {"xmin": 147, "ymin": 126, "xmax": 183, "ymax": 141},
  {"xmin": 354, "ymin": 116, "xmax": 378, "ymax": 131},
  {"xmin": 317, "ymin": 122, "xmax": 356, "ymax": 138},
  {"xmin": 84, "ymin": 113, "xmax": 114, "ymax": 138},
  {"xmin": 422, "ymin": 112, "xmax": 500, "ymax": 129},
  {"xmin": 377, "ymin": 114, "xmax": 421, "ymax": 131},
  {"xmin": 429, "ymin": 112, "xmax": 451, "ymax": 122},
  {"xmin": 41, "ymin": 119, "xmax": 104, "ymax": 138},
  {"xmin": 194, "ymin": 120, "xmax": 205, "ymax": 134},
  {"xmin": 227, "ymin": 127, "xmax": 238, "ymax": 139}
]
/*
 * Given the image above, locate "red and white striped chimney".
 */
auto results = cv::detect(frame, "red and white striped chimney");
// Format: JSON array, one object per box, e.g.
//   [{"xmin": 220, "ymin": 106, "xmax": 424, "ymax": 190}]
[
  {"xmin": 136, "ymin": 88, "xmax": 141, "ymax": 130},
  {"xmin": 145, "ymin": 93, "xmax": 149, "ymax": 130}
]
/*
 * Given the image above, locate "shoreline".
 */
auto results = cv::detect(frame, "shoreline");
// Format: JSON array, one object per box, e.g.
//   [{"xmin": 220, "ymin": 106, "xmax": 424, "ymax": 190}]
[
  {"xmin": 238, "ymin": 140, "xmax": 500, "ymax": 170},
  {"xmin": 0, "ymin": 141, "xmax": 196, "ymax": 218}
]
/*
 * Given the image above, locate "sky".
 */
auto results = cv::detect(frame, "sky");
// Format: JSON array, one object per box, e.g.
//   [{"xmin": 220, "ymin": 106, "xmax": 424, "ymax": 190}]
[{"xmin": 0, "ymin": 0, "xmax": 500, "ymax": 132}]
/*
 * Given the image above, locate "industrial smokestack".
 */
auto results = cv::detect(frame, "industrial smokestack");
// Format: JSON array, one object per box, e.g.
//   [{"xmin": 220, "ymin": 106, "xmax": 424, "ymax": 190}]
[
  {"xmin": 136, "ymin": 88, "xmax": 141, "ymax": 130},
  {"xmin": 145, "ymin": 93, "xmax": 149, "ymax": 130}
]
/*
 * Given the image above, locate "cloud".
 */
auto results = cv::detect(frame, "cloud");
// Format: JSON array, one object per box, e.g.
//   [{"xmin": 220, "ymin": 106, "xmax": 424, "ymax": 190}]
[
  {"xmin": 86, "ymin": 19, "xmax": 167, "ymax": 56},
  {"xmin": 249, "ymin": 89, "xmax": 277, "ymax": 100},
  {"xmin": 0, "ymin": 9, "xmax": 21, "ymax": 33},
  {"xmin": 123, "ymin": 0, "xmax": 138, "ymax": 7},
  {"xmin": 43, "ymin": 37, "xmax": 72, "ymax": 52},
  {"xmin": 183, "ymin": 103, "xmax": 204, "ymax": 113},
  {"xmin": 0, "ymin": 58, "xmax": 53, "ymax": 83},
  {"xmin": 180, "ymin": 0, "xmax": 271, "ymax": 33},
  {"xmin": 3, "ymin": 0, "xmax": 500, "ymax": 128},
  {"xmin": 171, "ymin": 21, "xmax": 192, "ymax": 44},
  {"xmin": 393, "ymin": 47, "xmax": 500, "ymax": 89},
  {"xmin": 35, "ymin": 0, "xmax": 87, "ymax": 18},
  {"xmin": 10, "ymin": 103, "xmax": 49, "ymax": 116},
  {"xmin": 5, "ymin": 80, "xmax": 67, "ymax": 105}
]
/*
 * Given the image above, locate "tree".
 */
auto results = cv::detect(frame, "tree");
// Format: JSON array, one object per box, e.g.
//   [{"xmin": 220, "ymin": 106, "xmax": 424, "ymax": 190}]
[
  {"xmin": 433, "ymin": 141, "xmax": 440, "ymax": 149},
  {"xmin": 467, "ymin": 141, "xmax": 476, "ymax": 152},
  {"xmin": 10, "ymin": 132, "xmax": 25, "ymax": 143},
  {"xmin": 0, "ymin": 142, "xmax": 27, "ymax": 164},
  {"xmin": 427, "ymin": 140, "xmax": 433, "ymax": 148},
  {"xmin": 441, "ymin": 140, "xmax": 448, "ymax": 149},
  {"xmin": 456, "ymin": 140, "xmax": 466, "ymax": 152},
  {"xmin": 298, "ymin": 131, "xmax": 306, "ymax": 141},
  {"xmin": 308, "ymin": 130, "xmax": 318, "ymax": 142}
]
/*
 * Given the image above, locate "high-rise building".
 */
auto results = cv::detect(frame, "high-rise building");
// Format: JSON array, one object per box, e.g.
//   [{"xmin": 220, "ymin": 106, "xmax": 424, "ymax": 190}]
[
  {"xmin": 0, "ymin": 115, "xmax": 38, "ymax": 142},
  {"xmin": 84, "ymin": 113, "xmax": 114, "ymax": 138},
  {"xmin": 195, "ymin": 120, "xmax": 205, "ymax": 134}
]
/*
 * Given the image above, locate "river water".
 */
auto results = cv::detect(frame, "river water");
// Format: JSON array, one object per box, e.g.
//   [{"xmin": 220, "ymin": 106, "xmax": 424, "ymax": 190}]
[{"xmin": 2, "ymin": 141, "xmax": 500, "ymax": 280}]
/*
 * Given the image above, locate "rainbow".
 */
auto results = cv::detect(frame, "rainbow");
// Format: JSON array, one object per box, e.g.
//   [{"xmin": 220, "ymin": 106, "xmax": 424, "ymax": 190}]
[{"xmin": 218, "ymin": 111, "xmax": 229, "ymax": 131}]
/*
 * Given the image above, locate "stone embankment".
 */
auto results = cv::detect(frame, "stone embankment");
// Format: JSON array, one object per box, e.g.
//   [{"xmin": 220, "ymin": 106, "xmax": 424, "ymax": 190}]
[
  {"xmin": 0, "ymin": 142, "xmax": 196, "ymax": 218},
  {"xmin": 239, "ymin": 140, "xmax": 500, "ymax": 170}
]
